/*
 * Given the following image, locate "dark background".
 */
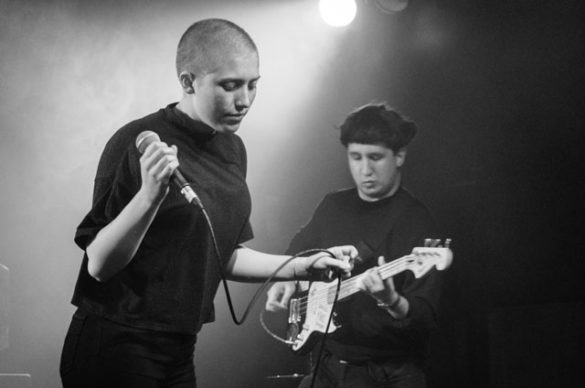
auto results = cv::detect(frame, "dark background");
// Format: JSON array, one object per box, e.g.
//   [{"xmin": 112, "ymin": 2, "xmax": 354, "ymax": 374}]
[{"xmin": 1, "ymin": 0, "xmax": 583, "ymax": 387}]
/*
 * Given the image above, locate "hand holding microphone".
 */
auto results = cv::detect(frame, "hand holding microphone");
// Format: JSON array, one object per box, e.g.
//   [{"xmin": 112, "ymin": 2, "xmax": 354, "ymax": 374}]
[{"xmin": 135, "ymin": 131, "xmax": 203, "ymax": 208}]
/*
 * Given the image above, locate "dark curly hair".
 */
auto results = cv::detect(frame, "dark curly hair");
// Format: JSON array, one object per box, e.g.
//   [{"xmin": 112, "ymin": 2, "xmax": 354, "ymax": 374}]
[{"xmin": 339, "ymin": 102, "xmax": 417, "ymax": 152}]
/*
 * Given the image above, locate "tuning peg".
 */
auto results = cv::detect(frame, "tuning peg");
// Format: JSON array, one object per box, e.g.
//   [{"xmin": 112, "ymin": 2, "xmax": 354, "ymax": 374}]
[
  {"xmin": 424, "ymin": 238, "xmax": 453, "ymax": 248},
  {"xmin": 423, "ymin": 238, "xmax": 452, "ymax": 248}
]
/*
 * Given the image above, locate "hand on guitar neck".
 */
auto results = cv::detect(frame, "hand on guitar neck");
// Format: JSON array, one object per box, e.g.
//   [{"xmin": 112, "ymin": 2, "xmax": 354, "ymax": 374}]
[{"xmin": 357, "ymin": 256, "xmax": 409, "ymax": 319}]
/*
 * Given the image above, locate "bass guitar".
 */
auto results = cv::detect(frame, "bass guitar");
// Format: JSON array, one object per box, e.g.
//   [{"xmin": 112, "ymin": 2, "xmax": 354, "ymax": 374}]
[{"xmin": 286, "ymin": 240, "xmax": 453, "ymax": 354}]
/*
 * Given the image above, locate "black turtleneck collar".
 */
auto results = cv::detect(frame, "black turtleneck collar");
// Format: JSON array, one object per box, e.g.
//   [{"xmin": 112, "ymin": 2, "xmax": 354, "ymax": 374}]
[
  {"xmin": 162, "ymin": 102, "xmax": 217, "ymax": 141},
  {"xmin": 354, "ymin": 186, "xmax": 404, "ymax": 208}
]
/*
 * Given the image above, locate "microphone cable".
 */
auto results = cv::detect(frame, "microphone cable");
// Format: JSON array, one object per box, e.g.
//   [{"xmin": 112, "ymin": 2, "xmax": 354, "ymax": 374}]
[
  {"xmin": 307, "ymin": 276, "xmax": 340, "ymax": 388},
  {"xmin": 195, "ymin": 200, "xmax": 338, "ymax": 326},
  {"xmin": 258, "ymin": 275, "xmax": 341, "ymax": 388},
  {"xmin": 134, "ymin": 131, "xmax": 341, "ymax": 327},
  {"xmin": 190, "ymin": 188, "xmax": 344, "ymax": 388}
]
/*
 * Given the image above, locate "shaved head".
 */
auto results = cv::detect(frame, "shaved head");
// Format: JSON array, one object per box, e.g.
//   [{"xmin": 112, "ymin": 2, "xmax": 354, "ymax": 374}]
[{"xmin": 176, "ymin": 19, "xmax": 258, "ymax": 78}]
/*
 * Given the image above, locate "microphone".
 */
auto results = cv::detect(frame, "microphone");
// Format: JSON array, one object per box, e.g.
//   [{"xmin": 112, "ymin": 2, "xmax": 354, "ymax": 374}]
[{"xmin": 135, "ymin": 131, "xmax": 204, "ymax": 208}]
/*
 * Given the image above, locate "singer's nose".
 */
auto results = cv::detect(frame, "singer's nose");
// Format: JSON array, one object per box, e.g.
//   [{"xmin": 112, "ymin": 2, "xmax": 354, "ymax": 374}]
[{"xmin": 235, "ymin": 90, "xmax": 250, "ymax": 111}]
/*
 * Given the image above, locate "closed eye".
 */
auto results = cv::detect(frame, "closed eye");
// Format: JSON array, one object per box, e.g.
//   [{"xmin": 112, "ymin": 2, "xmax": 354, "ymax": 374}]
[
  {"xmin": 368, "ymin": 154, "xmax": 384, "ymax": 161},
  {"xmin": 220, "ymin": 81, "xmax": 242, "ymax": 92}
]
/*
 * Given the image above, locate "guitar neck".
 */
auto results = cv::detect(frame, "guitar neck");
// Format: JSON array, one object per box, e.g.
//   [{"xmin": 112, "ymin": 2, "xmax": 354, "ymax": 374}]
[{"xmin": 330, "ymin": 255, "xmax": 414, "ymax": 302}]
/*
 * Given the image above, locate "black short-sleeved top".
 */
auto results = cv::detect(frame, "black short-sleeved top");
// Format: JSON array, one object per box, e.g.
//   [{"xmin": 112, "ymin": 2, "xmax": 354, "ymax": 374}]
[
  {"xmin": 71, "ymin": 103, "xmax": 253, "ymax": 335},
  {"xmin": 287, "ymin": 187, "xmax": 443, "ymax": 363}
]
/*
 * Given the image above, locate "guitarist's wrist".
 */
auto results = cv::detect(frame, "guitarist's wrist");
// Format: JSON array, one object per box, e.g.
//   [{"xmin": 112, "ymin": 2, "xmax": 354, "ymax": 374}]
[
  {"xmin": 377, "ymin": 293, "xmax": 409, "ymax": 319},
  {"xmin": 376, "ymin": 292, "xmax": 401, "ymax": 310}
]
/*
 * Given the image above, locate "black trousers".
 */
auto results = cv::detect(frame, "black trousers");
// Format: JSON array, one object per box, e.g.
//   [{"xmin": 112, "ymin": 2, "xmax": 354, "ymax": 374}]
[
  {"xmin": 60, "ymin": 310, "xmax": 197, "ymax": 388},
  {"xmin": 299, "ymin": 352, "xmax": 426, "ymax": 388}
]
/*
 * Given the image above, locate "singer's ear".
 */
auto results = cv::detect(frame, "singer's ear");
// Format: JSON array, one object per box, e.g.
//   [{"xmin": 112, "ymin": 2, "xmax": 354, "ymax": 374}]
[{"xmin": 179, "ymin": 71, "xmax": 195, "ymax": 94}]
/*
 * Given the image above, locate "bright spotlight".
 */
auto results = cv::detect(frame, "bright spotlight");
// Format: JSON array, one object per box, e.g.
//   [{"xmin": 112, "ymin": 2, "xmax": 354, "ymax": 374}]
[{"xmin": 319, "ymin": 0, "xmax": 357, "ymax": 27}]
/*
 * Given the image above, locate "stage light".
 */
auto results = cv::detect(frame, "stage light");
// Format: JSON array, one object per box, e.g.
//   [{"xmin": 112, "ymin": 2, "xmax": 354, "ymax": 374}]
[{"xmin": 319, "ymin": 0, "xmax": 357, "ymax": 27}]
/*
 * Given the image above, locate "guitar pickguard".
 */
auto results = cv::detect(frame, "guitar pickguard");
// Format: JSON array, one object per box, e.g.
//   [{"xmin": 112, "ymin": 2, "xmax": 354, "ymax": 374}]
[{"xmin": 290, "ymin": 282, "xmax": 341, "ymax": 354}]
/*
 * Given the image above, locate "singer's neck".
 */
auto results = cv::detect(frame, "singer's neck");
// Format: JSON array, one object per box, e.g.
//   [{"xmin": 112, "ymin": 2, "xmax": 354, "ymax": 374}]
[
  {"xmin": 176, "ymin": 98, "xmax": 226, "ymax": 136},
  {"xmin": 176, "ymin": 98, "xmax": 199, "ymax": 121}
]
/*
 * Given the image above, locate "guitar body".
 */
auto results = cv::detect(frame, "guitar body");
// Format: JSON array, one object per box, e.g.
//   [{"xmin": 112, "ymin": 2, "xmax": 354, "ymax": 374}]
[
  {"xmin": 286, "ymin": 243, "xmax": 453, "ymax": 354},
  {"xmin": 290, "ymin": 282, "xmax": 341, "ymax": 354}
]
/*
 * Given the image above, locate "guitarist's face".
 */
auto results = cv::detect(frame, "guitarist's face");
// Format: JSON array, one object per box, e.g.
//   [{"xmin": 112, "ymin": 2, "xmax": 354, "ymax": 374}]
[{"xmin": 347, "ymin": 143, "xmax": 406, "ymax": 202}]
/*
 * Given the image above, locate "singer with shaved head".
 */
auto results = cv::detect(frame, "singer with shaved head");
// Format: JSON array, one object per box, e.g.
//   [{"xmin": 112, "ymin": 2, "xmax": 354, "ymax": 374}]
[{"xmin": 60, "ymin": 18, "xmax": 355, "ymax": 388}]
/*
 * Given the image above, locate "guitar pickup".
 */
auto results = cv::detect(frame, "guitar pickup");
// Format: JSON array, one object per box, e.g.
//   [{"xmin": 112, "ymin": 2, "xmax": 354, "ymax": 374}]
[{"xmin": 289, "ymin": 298, "xmax": 301, "ymax": 324}]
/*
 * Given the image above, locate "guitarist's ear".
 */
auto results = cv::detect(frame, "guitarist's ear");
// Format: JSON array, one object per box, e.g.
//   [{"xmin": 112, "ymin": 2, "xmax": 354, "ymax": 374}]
[{"xmin": 395, "ymin": 147, "xmax": 407, "ymax": 167}]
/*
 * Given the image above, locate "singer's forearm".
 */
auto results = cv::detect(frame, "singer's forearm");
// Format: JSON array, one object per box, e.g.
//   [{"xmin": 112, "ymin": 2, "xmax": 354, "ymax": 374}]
[
  {"xmin": 226, "ymin": 246, "xmax": 299, "ymax": 282},
  {"xmin": 86, "ymin": 188, "xmax": 165, "ymax": 282},
  {"xmin": 227, "ymin": 246, "xmax": 353, "ymax": 282}
]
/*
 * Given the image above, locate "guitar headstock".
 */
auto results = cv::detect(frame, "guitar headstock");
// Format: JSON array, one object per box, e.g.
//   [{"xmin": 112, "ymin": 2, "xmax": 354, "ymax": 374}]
[{"xmin": 407, "ymin": 239, "xmax": 453, "ymax": 277}]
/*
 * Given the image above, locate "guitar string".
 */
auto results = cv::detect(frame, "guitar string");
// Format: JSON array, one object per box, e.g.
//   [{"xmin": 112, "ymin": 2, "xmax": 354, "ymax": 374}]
[
  {"xmin": 295, "ymin": 256, "xmax": 415, "ymax": 312},
  {"xmin": 294, "ymin": 252, "xmax": 442, "ymax": 313},
  {"xmin": 294, "ymin": 252, "xmax": 441, "ymax": 312}
]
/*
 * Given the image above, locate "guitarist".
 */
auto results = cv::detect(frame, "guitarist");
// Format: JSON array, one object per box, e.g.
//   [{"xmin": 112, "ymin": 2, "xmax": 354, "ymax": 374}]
[{"xmin": 266, "ymin": 103, "xmax": 445, "ymax": 388}]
